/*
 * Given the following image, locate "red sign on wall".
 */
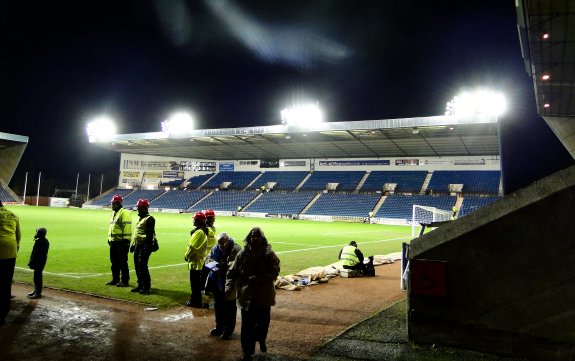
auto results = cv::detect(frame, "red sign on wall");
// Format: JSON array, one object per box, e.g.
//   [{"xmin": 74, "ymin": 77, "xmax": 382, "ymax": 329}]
[{"xmin": 410, "ymin": 259, "xmax": 447, "ymax": 297}]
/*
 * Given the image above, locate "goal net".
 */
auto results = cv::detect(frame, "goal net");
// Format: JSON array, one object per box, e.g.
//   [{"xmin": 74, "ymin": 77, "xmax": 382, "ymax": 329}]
[{"xmin": 411, "ymin": 205, "xmax": 453, "ymax": 237}]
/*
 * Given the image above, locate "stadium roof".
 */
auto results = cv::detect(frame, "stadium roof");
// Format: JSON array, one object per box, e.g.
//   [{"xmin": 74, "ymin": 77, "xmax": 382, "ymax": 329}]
[
  {"xmin": 90, "ymin": 115, "xmax": 499, "ymax": 160},
  {"xmin": 517, "ymin": 0, "xmax": 575, "ymax": 159},
  {"xmin": 0, "ymin": 132, "xmax": 29, "ymax": 184},
  {"xmin": 518, "ymin": 0, "xmax": 575, "ymax": 118}
]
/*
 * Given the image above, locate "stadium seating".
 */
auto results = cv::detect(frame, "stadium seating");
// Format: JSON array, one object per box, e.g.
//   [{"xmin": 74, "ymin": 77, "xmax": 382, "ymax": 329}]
[
  {"xmin": 375, "ymin": 194, "xmax": 456, "ymax": 222},
  {"xmin": 299, "ymin": 171, "xmax": 365, "ymax": 192},
  {"xmin": 360, "ymin": 171, "xmax": 427, "ymax": 193},
  {"xmin": 0, "ymin": 187, "xmax": 18, "ymax": 202},
  {"xmin": 121, "ymin": 189, "xmax": 165, "ymax": 207},
  {"xmin": 427, "ymin": 170, "xmax": 501, "ymax": 194},
  {"xmin": 201, "ymin": 172, "xmax": 260, "ymax": 190},
  {"xmin": 150, "ymin": 190, "xmax": 209, "ymax": 211},
  {"xmin": 89, "ymin": 189, "xmax": 133, "ymax": 206},
  {"xmin": 244, "ymin": 191, "xmax": 317, "ymax": 214},
  {"xmin": 250, "ymin": 171, "xmax": 309, "ymax": 191},
  {"xmin": 458, "ymin": 195, "xmax": 501, "ymax": 218},
  {"xmin": 160, "ymin": 179, "xmax": 185, "ymax": 188},
  {"xmin": 305, "ymin": 193, "xmax": 381, "ymax": 217},
  {"xmin": 186, "ymin": 173, "xmax": 214, "ymax": 190},
  {"xmin": 2, "ymin": 170, "xmax": 498, "ymax": 220},
  {"xmin": 190, "ymin": 190, "xmax": 258, "ymax": 212}
]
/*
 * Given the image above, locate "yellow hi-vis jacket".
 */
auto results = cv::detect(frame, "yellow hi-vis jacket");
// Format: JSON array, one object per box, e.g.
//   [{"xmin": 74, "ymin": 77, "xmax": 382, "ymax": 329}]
[
  {"xmin": 185, "ymin": 227, "xmax": 208, "ymax": 270},
  {"xmin": 108, "ymin": 208, "xmax": 132, "ymax": 242},
  {"xmin": 0, "ymin": 206, "xmax": 21, "ymax": 260},
  {"xmin": 339, "ymin": 245, "xmax": 360, "ymax": 267},
  {"xmin": 133, "ymin": 215, "xmax": 153, "ymax": 247},
  {"xmin": 206, "ymin": 225, "xmax": 216, "ymax": 250}
]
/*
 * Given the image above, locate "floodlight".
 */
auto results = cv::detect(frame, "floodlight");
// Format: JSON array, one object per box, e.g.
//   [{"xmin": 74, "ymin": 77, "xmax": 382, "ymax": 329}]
[
  {"xmin": 445, "ymin": 89, "xmax": 506, "ymax": 118},
  {"xmin": 86, "ymin": 116, "xmax": 117, "ymax": 141},
  {"xmin": 281, "ymin": 103, "xmax": 324, "ymax": 128},
  {"xmin": 162, "ymin": 111, "xmax": 194, "ymax": 135}
]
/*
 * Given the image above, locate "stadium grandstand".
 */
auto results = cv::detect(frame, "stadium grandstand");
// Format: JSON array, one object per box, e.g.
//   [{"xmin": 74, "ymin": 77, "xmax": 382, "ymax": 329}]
[
  {"xmin": 84, "ymin": 114, "xmax": 502, "ymax": 225},
  {"xmin": 0, "ymin": 132, "xmax": 28, "ymax": 204}
]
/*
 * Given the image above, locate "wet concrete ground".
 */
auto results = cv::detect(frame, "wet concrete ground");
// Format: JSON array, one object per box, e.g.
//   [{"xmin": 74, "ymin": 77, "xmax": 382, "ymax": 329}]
[{"xmin": 1, "ymin": 262, "xmax": 405, "ymax": 361}]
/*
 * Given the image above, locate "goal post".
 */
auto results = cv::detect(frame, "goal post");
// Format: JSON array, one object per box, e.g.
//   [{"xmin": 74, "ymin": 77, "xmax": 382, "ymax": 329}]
[{"xmin": 411, "ymin": 204, "xmax": 453, "ymax": 237}]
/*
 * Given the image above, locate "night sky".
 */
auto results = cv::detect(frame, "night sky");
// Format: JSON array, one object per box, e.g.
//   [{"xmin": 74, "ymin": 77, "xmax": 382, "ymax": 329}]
[{"xmin": 1, "ymin": 0, "xmax": 573, "ymax": 195}]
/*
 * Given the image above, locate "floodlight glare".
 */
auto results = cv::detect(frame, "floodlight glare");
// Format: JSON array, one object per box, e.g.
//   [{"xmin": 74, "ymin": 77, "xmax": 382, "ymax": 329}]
[
  {"xmin": 445, "ymin": 89, "xmax": 506, "ymax": 117},
  {"xmin": 281, "ymin": 103, "xmax": 324, "ymax": 127},
  {"xmin": 86, "ymin": 115, "xmax": 117, "ymax": 141},
  {"xmin": 162, "ymin": 111, "xmax": 194, "ymax": 135}
]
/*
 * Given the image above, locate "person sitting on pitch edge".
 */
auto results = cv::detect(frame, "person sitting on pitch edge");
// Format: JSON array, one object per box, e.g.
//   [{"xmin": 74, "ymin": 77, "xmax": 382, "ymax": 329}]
[{"xmin": 338, "ymin": 241, "xmax": 374, "ymax": 276}]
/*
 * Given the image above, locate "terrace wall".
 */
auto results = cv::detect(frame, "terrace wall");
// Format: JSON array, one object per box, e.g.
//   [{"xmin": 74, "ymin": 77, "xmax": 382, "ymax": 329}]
[{"xmin": 407, "ymin": 164, "xmax": 575, "ymax": 359}]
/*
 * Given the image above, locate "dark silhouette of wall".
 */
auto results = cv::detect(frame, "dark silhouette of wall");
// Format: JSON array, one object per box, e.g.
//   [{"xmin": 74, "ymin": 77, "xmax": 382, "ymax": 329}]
[{"xmin": 408, "ymin": 164, "xmax": 575, "ymax": 360}]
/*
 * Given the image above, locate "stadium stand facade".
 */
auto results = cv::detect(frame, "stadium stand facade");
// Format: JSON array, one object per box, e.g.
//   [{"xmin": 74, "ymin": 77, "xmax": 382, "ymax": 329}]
[
  {"xmin": 0, "ymin": 132, "xmax": 28, "ymax": 203},
  {"xmin": 85, "ymin": 167, "xmax": 501, "ymax": 225},
  {"xmin": 77, "ymin": 116, "xmax": 503, "ymax": 224}
]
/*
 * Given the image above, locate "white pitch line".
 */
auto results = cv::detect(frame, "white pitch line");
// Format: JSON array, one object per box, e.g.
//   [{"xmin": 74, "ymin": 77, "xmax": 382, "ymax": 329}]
[
  {"xmin": 16, "ymin": 262, "xmax": 190, "ymax": 279},
  {"xmin": 147, "ymin": 262, "xmax": 188, "ymax": 270},
  {"xmin": 275, "ymin": 236, "xmax": 411, "ymax": 255},
  {"xmin": 273, "ymin": 241, "xmax": 324, "ymax": 247},
  {"xmin": 320, "ymin": 230, "xmax": 397, "ymax": 236},
  {"xmin": 14, "ymin": 237, "xmax": 411, "ymax": 278},
  {"xmin": 15, "ymin": 267, "xmax": 106, "ymax": 279}
]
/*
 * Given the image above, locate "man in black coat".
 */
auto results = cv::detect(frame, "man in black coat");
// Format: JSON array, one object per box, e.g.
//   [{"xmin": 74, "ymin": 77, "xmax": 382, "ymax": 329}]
[{"xmin": 28, "ymin": 227, "xmax": 50, "ymax": 299}]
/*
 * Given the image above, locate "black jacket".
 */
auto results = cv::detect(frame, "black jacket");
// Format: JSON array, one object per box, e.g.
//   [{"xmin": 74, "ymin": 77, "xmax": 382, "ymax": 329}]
[{"xmin": 28, "ymin": 237, "xmax": 49, "ymax": 270}]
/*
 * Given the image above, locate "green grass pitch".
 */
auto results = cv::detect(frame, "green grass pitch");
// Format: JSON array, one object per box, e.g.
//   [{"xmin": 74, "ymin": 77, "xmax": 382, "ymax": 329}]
[{"xmin": 9, "ymin": 206, "xmax": 413, "ymax": 308}]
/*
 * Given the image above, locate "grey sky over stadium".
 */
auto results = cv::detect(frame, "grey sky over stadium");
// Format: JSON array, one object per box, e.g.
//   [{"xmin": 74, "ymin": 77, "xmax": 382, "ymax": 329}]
[{"xmin": 1, "ymin": 0, "xmax": 573, "ymax": 194}]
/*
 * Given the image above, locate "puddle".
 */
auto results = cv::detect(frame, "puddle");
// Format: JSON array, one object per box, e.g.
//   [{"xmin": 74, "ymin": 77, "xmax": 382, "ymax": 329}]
[{"xmin": 161, "ymin": 312, "xmax": 196, "ymax": 322}]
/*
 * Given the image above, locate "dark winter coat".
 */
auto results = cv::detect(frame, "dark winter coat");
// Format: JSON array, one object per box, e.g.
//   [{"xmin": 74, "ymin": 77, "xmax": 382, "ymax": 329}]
[
  {"xmin": 28, "ymin": 237, "xmax": 49, "ymax": 270},
  {"xmin": 207, "ymin": 239, "xmax": 241, "ymax": 296},
  {"xmin": 225, "ymin": 244, "xmax": 280, "ymax": 310}
]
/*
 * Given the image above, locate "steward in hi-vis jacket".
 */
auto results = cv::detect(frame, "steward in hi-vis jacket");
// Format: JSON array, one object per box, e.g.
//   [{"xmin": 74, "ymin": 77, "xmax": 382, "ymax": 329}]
[
  {"xmin": 184, "ymin": 211, "xmax": 209, "ymax": 308},
  {"xmin": 130, "ymin": 198, "xmax": 155, "ymax": 295},
  {"xmin": 338, "ymin": 240, "xmax": 374, "ymax": 275},
  {"xmin": 107, "ymin": 194, "xmax": 132, "ymax": 287},
  {"xmin": 0, "ymin": 199, "xmax": 21, "ymax": 325},
  {"xmin": 200, "ymin": 209, "xmax": 217, "ymax": 306}
]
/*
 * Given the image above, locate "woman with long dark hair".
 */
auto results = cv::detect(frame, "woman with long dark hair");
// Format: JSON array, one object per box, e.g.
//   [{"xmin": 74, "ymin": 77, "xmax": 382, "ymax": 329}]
[{"xmin": 225, "ymin": 227, "xmax": 280, "ymax": 361}]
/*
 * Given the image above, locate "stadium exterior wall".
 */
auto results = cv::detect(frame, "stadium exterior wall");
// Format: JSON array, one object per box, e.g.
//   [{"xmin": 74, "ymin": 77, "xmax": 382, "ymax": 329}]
[
  {"xmin": 407, "ymin": 164, "xmax": 575, "ymax": 360},
  {"xmin": 22, "ymin": 196, "xmax": 50, "ymax": 206}
]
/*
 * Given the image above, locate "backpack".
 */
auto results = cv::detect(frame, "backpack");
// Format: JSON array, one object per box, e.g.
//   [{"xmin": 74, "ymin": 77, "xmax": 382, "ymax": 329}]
[{"xmin": 151, "ymin": 236, "xmax": 159, "ymax": 252}]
